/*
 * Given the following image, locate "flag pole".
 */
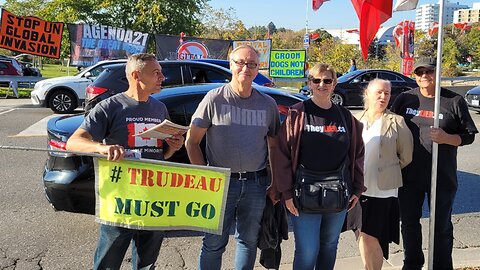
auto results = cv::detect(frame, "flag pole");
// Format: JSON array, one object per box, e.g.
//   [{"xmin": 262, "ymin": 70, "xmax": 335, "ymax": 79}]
[
  {"xmin": 428, "ymin": 0, "xmax": 445, "ymax": 269},
  {"xmin": 306, "ymin": 0, "xmax": 309, "ymax": 34}
]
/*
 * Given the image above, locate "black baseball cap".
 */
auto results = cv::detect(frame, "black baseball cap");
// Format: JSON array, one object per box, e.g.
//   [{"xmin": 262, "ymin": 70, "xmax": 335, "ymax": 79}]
[{"xmin": 414, "ymin": 58, "xmax": 436, "ymax": 72}]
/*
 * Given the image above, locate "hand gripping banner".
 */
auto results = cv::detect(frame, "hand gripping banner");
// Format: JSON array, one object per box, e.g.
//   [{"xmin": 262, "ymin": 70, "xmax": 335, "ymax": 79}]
[{"xmin": 94, "ymin": 158, "xmax": 230, "ymax": 235}]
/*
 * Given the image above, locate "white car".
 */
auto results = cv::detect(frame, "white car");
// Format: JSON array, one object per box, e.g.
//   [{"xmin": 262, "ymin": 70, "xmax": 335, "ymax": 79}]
[{"xmin": 31, "ymin": 59, "xmax": 127, "ymax": 114}]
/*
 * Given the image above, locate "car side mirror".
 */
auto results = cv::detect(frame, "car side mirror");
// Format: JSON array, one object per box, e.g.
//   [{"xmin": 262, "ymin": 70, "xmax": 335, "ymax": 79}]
[{"xmin": 84, "ymin": 72, "xmax": 93, "ymax": 79}]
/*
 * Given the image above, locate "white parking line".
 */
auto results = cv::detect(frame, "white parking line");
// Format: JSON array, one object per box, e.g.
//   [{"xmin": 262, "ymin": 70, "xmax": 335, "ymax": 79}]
[
  {"xmin": 0, "ymin": 109, "xmax": 15, "ymax": 115},
  {"xmin": 10, "ymin": 114, "xmax": 59, "ymax": 137}
]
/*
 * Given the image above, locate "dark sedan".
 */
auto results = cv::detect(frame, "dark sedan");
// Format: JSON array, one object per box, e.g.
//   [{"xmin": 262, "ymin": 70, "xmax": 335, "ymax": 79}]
[
  {"xmin": 300, "ymin": 69, "xmax": 418, "ymax": 107},
  {"xmin": 465, "ymin": 86, "xmax": 480, "ymax": 112},
  {"xmin": 332, "ymin": 69, "xmax": 417, "ymax": 107},
  {"xmin": 43, "ymin": 83, "xmax": 305, "ymax": 215}
]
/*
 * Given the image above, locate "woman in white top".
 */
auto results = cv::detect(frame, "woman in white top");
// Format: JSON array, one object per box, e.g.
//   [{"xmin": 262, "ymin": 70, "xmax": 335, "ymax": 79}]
[{"xmin": 355, "ymin": 79, "xmax": 413, "ymax": 270}]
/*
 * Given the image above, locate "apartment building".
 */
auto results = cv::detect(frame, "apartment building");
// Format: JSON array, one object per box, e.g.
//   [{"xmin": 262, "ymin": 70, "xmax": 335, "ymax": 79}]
[
  {"xmin": 416, "ymin": 1, "xmax": 469, "ymax": 31},
  {"xmin": 454, "ymin": 3, "xmax": 480, "ymax": 23}
]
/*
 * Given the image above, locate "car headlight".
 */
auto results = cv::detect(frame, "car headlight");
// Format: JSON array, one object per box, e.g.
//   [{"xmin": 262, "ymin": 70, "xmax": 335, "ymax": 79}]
[{"xmin": 35, "ymin": 82, "xmax": 53, "ymax": 90}]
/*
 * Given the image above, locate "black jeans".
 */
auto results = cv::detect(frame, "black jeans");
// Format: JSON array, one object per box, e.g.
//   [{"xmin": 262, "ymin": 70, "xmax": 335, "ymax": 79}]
[{"xmin": 398, "ymin": 185, "xmax": 456, "ymax": 270}]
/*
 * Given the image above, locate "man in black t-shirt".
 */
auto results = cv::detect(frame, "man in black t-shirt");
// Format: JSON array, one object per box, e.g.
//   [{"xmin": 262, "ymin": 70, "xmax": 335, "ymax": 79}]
[{"xmin": 391, "ymin": 58, "xmax": 478, "ymax": 270}]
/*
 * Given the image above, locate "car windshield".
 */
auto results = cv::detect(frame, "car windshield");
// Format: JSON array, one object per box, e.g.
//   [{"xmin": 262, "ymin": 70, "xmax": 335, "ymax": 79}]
[{"xmin": 337, "ymin": 70, "xmax": 364, "ymax": 83}]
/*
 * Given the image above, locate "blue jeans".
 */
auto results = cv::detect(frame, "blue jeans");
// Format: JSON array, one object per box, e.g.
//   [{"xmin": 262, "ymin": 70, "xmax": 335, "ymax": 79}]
[
  {"xmin": 198, "ymin": 175, "xmax": 269, "ymax": 270},
  {"xmin": 290, "ymin": 209, "xmax": 347, "ymax": 270},
  {"xmin": 399, "ymin": 185, "xmax": 456, "ymax": 270},
  {"xmin": 93, "ymin": 224, "xmax": 165, "ymax": 270}
]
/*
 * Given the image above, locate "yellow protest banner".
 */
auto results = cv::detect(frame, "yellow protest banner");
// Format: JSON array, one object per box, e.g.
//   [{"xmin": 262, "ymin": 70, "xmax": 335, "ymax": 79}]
[
  {"xmin": 233, "ymin": 40, "xmax": 271, "ymax": 70},
  {"xmin": 94, "ymin": 158, "xmax": 230, "ymax": 235},
  {"xmin": 269, "ymin": 50, "xmax": 306, "ymax": 78}
]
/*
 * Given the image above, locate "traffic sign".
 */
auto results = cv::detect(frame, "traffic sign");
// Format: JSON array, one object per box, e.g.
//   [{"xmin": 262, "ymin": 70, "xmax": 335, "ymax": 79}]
[{"xmin": 303, "ymin": 34, "xmax": 310, "ymax": 49}]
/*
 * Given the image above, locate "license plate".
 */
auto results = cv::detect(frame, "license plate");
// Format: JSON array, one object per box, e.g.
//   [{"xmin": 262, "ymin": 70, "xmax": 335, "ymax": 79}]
[{"xmin": 473, "ymin": 99, "xmax": 479, "ymax": 106}]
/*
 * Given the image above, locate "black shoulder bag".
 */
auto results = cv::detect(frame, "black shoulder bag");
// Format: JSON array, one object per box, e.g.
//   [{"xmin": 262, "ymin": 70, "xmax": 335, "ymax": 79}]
[{"xmin": 293, "ymin": 104, "xmax": 350, "ymax": 214}]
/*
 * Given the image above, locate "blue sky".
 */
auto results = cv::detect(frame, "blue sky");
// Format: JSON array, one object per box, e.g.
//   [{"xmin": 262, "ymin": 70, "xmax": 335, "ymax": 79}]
[{"xmin": 208, "ymin": 0, "xmax": 479, "ymax": 31}]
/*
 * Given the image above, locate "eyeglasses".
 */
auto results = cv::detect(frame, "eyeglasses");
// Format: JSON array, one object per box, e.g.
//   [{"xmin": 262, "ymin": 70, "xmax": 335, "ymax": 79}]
[
  {"xmin": 310, "ymin": 78, "xmax": 334, "ymax": 85},
  {"xmin": 231, "ymin": 59, "xmax": 258, "ymax": 69},
  {"xmin": 414, "ymin": 69, "xmax": 435, "ymax": 76}
]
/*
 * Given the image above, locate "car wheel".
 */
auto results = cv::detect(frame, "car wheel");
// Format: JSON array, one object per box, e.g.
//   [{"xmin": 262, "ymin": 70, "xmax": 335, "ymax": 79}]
[
  {"xmin": 331, "ymin": 93, "xmax": 344, "ymax": 105},
  {"xmin": 49, "ymin": 90, "xmax": 77, "ymax": 114}
]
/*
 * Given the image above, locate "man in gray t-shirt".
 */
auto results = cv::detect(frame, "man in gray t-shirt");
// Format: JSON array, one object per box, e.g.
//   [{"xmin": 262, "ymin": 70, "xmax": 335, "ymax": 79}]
[
  {"xmin": 66, "ymin": 53, "xmax": 184, "ymax": 269},
  {"xmin": 186, "ymin": 45, "xmax": 280, "ymax": 270}
]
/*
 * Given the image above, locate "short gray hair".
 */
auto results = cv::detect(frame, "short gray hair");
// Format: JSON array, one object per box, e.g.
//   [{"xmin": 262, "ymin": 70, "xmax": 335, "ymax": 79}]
[
  {"xmin": 126, "ymin": 53, "xmax": 157, "ymax": 77},
  {"xmin": 229, "ymin": 45, "xmax": 260, "ymax": 61},
  {"xmin": 363, "ymin": 78, "xmax": 391, "ymax": 110}
]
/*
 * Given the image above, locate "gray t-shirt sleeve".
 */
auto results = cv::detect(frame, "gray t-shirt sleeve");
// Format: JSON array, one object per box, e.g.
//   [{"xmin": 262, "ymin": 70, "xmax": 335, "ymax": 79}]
[
  {"xmin": 80, "ymin": 104, "xmax": 110, "ymax": 143},
  {"xmin": 191, "ymin": 91, "xmax": 213, "ymax": 128}
]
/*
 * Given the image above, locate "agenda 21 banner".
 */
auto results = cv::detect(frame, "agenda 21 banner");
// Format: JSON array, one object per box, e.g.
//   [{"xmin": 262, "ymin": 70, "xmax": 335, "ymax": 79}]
[
  {"xmin": 0, "ymin": 9, "xmax": 63, "ymax": 58},
  {"xmin": 94, "ymin": 158, "xmax": 231, "ymax": 235},
  {"xmin": 68, "ymin": 23, "xmax": 149, "ymax": 67}
]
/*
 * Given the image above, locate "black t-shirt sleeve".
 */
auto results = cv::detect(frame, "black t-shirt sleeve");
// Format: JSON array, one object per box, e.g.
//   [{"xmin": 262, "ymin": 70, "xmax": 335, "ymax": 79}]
[
  {"xmin": 454, "ymin": 96, "xmax": 478, "ymax": 146},
  {"xmin": 390, "ymin": 92, "xmax": 405, "ymax": 114}
]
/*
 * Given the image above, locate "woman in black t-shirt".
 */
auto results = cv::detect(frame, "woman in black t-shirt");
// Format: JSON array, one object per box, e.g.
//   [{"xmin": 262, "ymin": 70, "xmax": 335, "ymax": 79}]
[{"xmin": 271, "ymin": 63, "xmax": 366, "ymax": 270}]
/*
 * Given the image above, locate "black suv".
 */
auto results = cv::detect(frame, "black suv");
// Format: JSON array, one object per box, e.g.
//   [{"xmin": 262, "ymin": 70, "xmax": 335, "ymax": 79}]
[
  {"xmin": 84, "ymin": 60, "xmax": 232, "ymax": 112},
  {"xmin": 43, "ymin": 83, "xmax": 305, "ymax": 214}
]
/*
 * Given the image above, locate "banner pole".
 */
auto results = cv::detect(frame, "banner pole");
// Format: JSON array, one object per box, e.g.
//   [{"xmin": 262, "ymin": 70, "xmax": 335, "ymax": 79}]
[
  {"xmin": 428, "ymin": 0, "xmax": 446, "ymax": 269},
  {"xmin": 0, "ymin": 145, "xmax": 229, "ymax": 169}
]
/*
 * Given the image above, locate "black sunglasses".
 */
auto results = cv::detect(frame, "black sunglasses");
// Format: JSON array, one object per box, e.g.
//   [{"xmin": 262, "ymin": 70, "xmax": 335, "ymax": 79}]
[
  {"xmin": 310, "ymin": 78, "xmax": 334, "ymax": 85},
  {"xmin": 414, "ymin": 69, "xmax": 435, "ymax": 76},
  {"xmin": 231, "ymin": 59, "xmax": 258, "ymax": 69}
]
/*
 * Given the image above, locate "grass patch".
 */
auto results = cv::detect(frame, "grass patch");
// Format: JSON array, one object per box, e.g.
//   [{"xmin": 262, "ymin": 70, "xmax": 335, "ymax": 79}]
[
  {"xmin": 0, "ymin": 88, "xmax": 32, "ymax": 98},
  {"xmin": 40, "ymin": 64, "xmax": 79, "ymax": 78}
]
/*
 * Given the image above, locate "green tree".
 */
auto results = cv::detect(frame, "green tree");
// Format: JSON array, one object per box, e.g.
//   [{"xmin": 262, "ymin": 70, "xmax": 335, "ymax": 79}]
[
  {"xmin": 442, "ymin": 36, "xmax": 461, "ymax": 76},
  {"xmin": 271, "ymin": 29, "xmax": 303, "ymax": 50},
  {"xmin": 267, "ymin": 22, "xmax": 277, "ymax": 35},
  {"xmin": 249, "ymin": 26, "xmax": 268, "ymax": 39},
  {"xmin": 309, "ymin": 38, "xmax": 361, "ymax": 74},
  {"xmin": 3, "ymin": 0, "xmax": 47, "ymax": 16},
  {"xmin": 466, "ymin": 24, "xmax": 480, "ymax": 68},
  {"xmin": 198, "ymin": 5, "xmax": 238, "ymax": 39},
  {"xmin": 311, "ymin": 29, "xmax": 333, "ymax": 43}
]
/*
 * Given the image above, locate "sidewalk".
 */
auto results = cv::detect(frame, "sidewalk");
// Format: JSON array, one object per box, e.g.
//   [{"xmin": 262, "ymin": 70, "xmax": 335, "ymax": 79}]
[
  {"xmin": 0, "ymin": 97, "xmax": 32, "ymax": 107},
  {"xmin": 253, "ymin": 213, "xmax": 480, "ymax": 270},
  {"xmin": 254, "ymin": 246, "xmax": 480, "ymax": 270}
]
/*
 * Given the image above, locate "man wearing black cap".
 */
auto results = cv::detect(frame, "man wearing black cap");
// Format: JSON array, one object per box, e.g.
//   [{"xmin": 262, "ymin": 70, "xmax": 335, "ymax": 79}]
[{"xmin": 391, "ymin": 58, "xmax": 478, "ymax": 270}]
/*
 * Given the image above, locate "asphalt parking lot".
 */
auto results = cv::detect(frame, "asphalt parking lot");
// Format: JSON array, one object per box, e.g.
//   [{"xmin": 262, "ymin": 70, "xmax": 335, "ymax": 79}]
[{"xmin": 0, "ymin": 99, "xmax": 479, "ymax": 269}]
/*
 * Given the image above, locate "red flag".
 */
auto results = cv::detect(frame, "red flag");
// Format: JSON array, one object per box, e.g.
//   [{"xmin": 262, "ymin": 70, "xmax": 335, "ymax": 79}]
[
  {"xmin": 313, "ymin": 0, "xmax": 329, "ymax": 11},
  {"xmin": 346, "ymin": 29, "xmax": 360, "ymax": 34},
  {"xmin": 428, "ymin": 22, "xmax": 439, "ymax": 37},
  {"xmin": 454, "ymin": 22, "xmax": 472, "ymax": 34},
  {"xmin": 310, "ymin": 32, "xmax": 321, "ymax": 40},
  {"xmin": 351, "ymin": 0, "xmax": 393, "ymax": 60}
]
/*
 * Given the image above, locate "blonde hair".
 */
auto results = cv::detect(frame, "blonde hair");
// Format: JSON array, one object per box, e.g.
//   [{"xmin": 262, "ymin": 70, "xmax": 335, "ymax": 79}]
[
  {"xmin": 125, "ymin": 53, "xmax": 157, "ymax": 78},
  {"xmin": 308, "ymin": 63, "xmax": 337, "ymax": 82},
  {"xmin": 362, "ymin": 78, "xmax": 391, "ymax": 110}
]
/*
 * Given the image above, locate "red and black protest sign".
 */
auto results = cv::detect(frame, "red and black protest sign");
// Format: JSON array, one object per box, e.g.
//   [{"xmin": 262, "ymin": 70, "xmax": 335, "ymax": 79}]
[
  {"xmin": 155, "ymin": 34, "xmax": 231, "ymax": 60},
  {"xmin": 0, "ymin": 9, "xmax": 64, "ymax": 58}
]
